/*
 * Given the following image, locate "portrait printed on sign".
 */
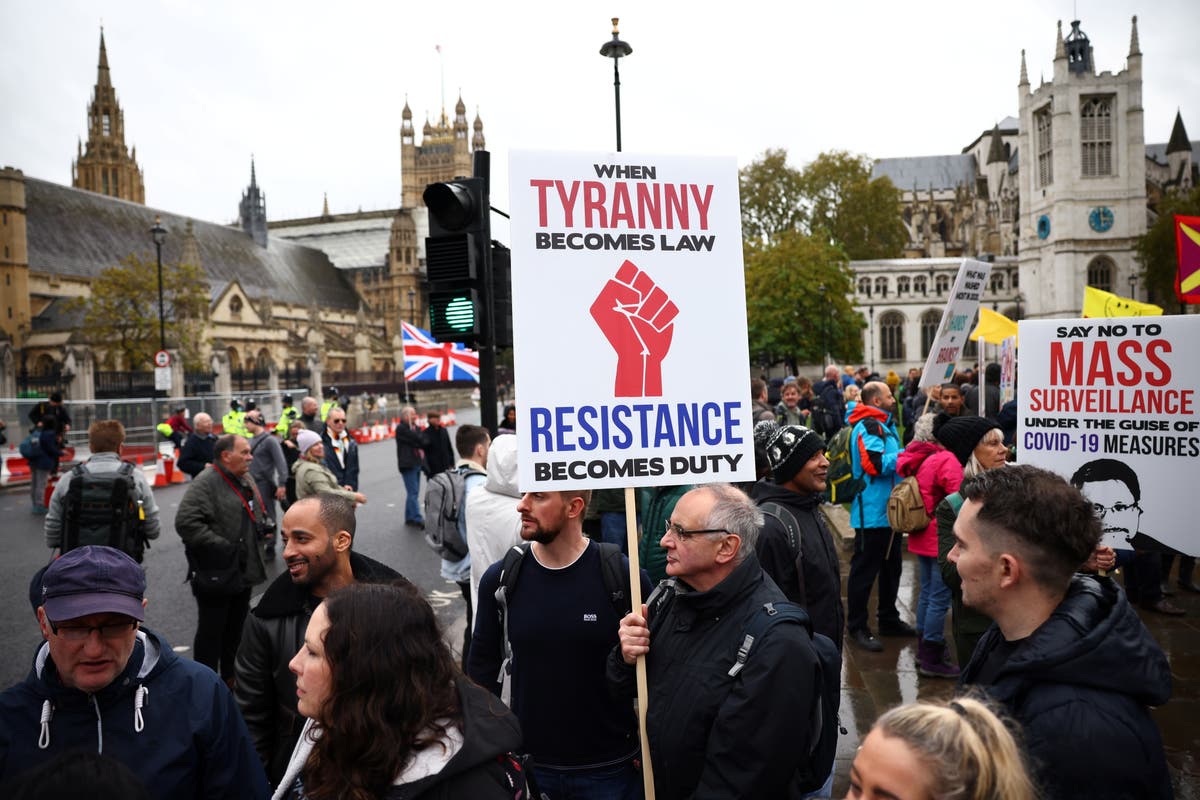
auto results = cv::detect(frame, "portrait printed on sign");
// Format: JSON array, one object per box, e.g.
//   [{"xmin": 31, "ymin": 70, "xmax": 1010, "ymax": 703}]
[
  {"xmin": 508, "ymin": 150, "xmax": 755, "ymax": 491},
  {"xmin": 1018, "ymin": 316, "xmax": 1200, "ymax": 556}
]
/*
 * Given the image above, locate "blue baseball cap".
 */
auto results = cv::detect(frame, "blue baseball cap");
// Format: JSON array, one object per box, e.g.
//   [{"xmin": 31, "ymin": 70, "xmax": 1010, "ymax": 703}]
[{"xmin": 41, "ymin": 546, "xmax": 146, "ymax": 623}]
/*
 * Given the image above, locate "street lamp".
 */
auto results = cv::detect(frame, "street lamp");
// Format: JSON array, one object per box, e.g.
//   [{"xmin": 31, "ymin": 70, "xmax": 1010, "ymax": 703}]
[
  {"xmin": 818, "ymin": 284, "xmax": 828, "ymax": 368},
  {"xmin": 150, "ymin": 216, "xmax": 167, "ymax": 354},
  {"xmin": 599, "ymin": 17, "xmax": 632, "ymax": 152},
  {"xmin": 1128, "ymin": 272, "xmax": 1138, "ymax": 300},
  {"xmin": 868, "ymin": 306, "xmax": 875, "ymax": 371}
]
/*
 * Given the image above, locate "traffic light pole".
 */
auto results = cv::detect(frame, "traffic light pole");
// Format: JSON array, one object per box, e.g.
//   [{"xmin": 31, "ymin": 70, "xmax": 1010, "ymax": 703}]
[{"xmin": 474, "ymin": 150, "xmax": 499, "ymax": 435}]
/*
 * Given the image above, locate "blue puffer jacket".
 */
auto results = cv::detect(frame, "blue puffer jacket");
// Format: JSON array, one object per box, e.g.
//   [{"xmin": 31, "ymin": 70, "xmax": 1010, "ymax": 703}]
[
  {"xmin": 28, "ymin": 429, "xmax": 62, "ymax": 471},
  {"xmin": 0, "ymin": 628, "xmax": 269, "ymax": 799},
  {"xmin": 960, "ymin": 575, "xmax": 1173, "ymax": 800},
  {"xmin": 847, "ymin": 404, "xmax": 900, "ymax": 529}
]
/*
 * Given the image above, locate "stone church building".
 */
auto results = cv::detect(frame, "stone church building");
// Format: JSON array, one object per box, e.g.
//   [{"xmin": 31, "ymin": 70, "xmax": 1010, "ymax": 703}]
[
  {"xmin": 0, "ymin": 30, "xmax": 483, "ymax": 403},
  {"xmin": 851, "ymin": 16, "xmax": 1197, "ymax": 373}
]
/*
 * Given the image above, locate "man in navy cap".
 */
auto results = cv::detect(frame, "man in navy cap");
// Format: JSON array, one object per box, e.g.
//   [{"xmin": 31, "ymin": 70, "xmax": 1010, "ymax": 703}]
[{"xmin": 0, "ymin": 546, "xmax": 269, "ymax": 799}]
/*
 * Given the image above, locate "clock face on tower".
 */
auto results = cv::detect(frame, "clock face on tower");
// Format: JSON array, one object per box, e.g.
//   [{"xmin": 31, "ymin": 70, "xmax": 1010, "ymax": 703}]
[
  {"xmin": 1037, "ymin": 215, "xmax": 1051, "ymax": 240},
  {"xmin": 1089, "ymin": 206, "xmax": 1115, "ymax": 233}
]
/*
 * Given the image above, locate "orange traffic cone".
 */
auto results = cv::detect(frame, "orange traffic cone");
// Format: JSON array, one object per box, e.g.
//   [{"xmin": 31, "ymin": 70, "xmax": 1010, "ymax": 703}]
[{"xmin": 152, "ymin": 457, "xmax": 168, "ymax": 488}]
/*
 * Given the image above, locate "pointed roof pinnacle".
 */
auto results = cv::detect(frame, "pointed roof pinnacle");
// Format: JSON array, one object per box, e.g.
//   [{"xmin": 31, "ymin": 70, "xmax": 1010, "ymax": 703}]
[
  {"xmin": 1055, "ymin": 20, "xmax": 1066, "ymax": 60},
  {"xmin": 322, "ymin": 192, "xmax": 330, "ymax": 217},
  {"xmin": 250, "ymin": 155, "xmax": 257, "ymax": 187},
  {"xmin": 987, "ymin": 125, "xmax": 1007, "ymax": 164},
  {"xmin": 1129, "ymin": 15, "xmax": 1141, "ymax": 57},
  {"xmin": 1167, "ymin": 110, "xmax": 1191, "ymax": 155},
  {"xmin": 1019, "ymin": 49, "xmax": 1029, "ymax": 86},
  {"xmin": 96, "ymin": 28, "xmax": 111, "ymax": 87}
]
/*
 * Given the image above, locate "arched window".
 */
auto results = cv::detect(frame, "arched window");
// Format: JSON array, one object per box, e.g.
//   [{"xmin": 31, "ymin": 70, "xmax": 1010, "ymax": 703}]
[
  {"xmin": 990, "ymin": 272, "xmax": 1005, "ymax": 292},
  {"xmin": 858, "ymin": 277, "xmax": 871, "ymax": 296},
  {"xmin": 935, "ymin": 274, "xmax": 951, "ymax": 295},
  {"xmin": 913, "ymin": 275, "xmax": 928, "ymax": 296},
  {"xmin": 1035, "ymin": 106, "xmax": 1053, "ymax": 186},
  {"xmin": 1087, "ymin": 256, "xmax": 1114, "ymax": 292},
  {"xmin": 1081, "ymin": 97, "xmax": 1114, "ymax": 177},
  {"xmin": 897, "ymin": 276, "xmax": 911, "ymax": 295},
  {"xmin": 879, "ymin": 311, "xmax": 905, "ymax": 361},
  {"xmin": 874, "ymin": 277, "xmax": 889, "ymax": 298},
  {"xmin": 920, "ymin": 310, "xmax": 941, "ymax": 357},
  {"xmin": 230, "ymin": 295, "xmax": 243, "ymax": 318}
]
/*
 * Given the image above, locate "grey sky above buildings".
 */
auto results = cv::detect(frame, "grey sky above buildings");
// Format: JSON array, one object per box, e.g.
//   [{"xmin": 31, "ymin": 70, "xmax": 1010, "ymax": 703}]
[{"xmin": 2, "ymin": 0, "xmax": 1197, "ymax": 238}]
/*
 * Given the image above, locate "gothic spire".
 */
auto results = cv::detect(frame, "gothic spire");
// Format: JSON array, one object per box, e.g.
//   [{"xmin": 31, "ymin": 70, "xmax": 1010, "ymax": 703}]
[
  {"xmin": 97, "ymin": 28, "xmax": 111, "ymax": 86},
  {"xmin": 1054, "ymin": 20, "xmax": 1065, "ymax": 60},
  {"xmin": 1019, "ymin": 49, "xmax": 1029, "ymax": 87},
  {"xmin": 1129, "ymin": 15, "xmax": 1141, "ymax": 57},
  {"xmin": 1167, "ymin": 110, "xmax": 1191, "ymax": 155},
  {"xmin": 987, "ymin": 125, "xmax": 1007, "ymax": 164}
]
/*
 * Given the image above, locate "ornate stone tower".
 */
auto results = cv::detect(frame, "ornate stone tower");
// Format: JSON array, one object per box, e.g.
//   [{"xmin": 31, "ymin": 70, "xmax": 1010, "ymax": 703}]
[
  {"xmin": 239, "ymin": 158, "xmax": 268, "ymax": 248},
  {"xmin": 400, "ymin": 93, "xmax": 483, "ymax": 209},
  {"xmin": 0, "ymin": 167, "xmax": 32, "ymax": 340},
  {"xmin": 1017, "ymin": 17, "xmax": 1146, "ymax": 318},
  {"xmin": 71, "ymin": 30, "xmax": 145, "ymax": 204}
]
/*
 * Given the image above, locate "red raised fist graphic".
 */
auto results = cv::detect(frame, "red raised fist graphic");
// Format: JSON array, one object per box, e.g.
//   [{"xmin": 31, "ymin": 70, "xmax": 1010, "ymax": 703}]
[{"xmin": 590, "ymin": 260, "xmax": 679, "ymax": 397}]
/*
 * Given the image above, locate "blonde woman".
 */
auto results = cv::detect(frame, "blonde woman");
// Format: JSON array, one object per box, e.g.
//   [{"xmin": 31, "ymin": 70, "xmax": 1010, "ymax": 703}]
[{"xmin": 846, "ymin": 696, "xmax": 1036, "ymax": 800}]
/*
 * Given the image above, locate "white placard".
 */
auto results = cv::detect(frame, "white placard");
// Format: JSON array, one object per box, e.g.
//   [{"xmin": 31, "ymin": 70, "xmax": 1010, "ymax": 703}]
[
  {"xmin": 919, "ymin": 259, "xmax": 993, "ymax": 389},
  {"xmin": 1018, "ymin": 316, "xmax": 1200, "ymax": 556},
  {"xmin": 154, "ymin": 366, "xmax": 172, "ymax": 391},
  {"xmin": 508, "ymin": 150, "xmax": 755, "ymax": 491}
]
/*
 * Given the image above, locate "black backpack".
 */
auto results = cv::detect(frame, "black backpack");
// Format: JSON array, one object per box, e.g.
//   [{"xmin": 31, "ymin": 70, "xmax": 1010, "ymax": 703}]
[
  {"xmin": 63, "ymin": 462, "xmax": 148, "ymax": 563},
  {"xmin": 494, "ymin": 542, "xmax": 630, "ymax": 678},
  {"xmin": 728, "ymin": 600, "xmax": 843, "ymax": 794}
]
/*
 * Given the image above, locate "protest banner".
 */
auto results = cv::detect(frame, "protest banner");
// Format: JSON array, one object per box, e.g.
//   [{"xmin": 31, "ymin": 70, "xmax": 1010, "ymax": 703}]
[
  {"xmin": 1018, "ymin": 315, "xmax": 1200, "ymax": 556},
  {"xmin": 507, "ymin": 150, "xmax": 755, "ymax": 491},
  {"xmin": 999, "ymin": 337, "xmax": 1016, "ymax": 406},
  {"xmin": 918, "ymin": 259, "xmax": 993, "ymax": 389}
]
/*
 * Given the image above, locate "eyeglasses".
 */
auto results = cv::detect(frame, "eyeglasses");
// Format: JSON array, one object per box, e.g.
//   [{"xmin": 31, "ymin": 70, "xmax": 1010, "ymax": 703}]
[
  {"xmin": 663, "ymin": 521, "xmax": 728, "ymax": 540},
  {"xmin": 1092, "ymin": 502, "xmax": 1140, "ymax": 517},
  {"xmin": 328, "ymin": 418, "xmax": 346, "ymax": 424},
  {"xmin": 50, "ymin": 620, "xmax": 138, "ymax": 641}
]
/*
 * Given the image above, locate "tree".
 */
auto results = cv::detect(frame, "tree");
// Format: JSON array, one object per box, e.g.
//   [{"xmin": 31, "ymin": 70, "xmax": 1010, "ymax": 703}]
[
  {"xmin": 69, "ymin": 254, "xmax": 210, "ymax": 371},
  {"xmin": 739, "ymin": 149, "xmax": 807, "ymax": 246},
  {"xmin": 1136, "ymin": 186, "xmax": 1200, "ymax": 311},
  {"xmin": 800, "ymin": 150, "xmax": 908, "ymax": 260},
  {"xmin": 744, "ymin": 231, "xmax": 864, "ymax": 373}
]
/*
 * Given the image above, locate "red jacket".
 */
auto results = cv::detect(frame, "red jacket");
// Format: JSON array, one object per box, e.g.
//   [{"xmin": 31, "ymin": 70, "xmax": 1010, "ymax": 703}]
[{"xmin": 896, "ymin": 440, "xmax": 962, "ymax": 557}]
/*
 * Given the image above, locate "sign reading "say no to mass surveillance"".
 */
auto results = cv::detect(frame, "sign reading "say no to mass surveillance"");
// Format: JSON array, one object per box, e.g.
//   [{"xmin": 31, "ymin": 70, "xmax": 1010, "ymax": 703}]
[{"xmin": 508, "ymin": 150, "xmax": 756, "ymax": 491}]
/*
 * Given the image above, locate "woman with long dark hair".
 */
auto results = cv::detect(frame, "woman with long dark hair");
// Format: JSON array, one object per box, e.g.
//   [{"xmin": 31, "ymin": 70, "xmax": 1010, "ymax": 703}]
[{"xmin": 273, "ymin": 582, "xmax": 522, "ymax": 800}]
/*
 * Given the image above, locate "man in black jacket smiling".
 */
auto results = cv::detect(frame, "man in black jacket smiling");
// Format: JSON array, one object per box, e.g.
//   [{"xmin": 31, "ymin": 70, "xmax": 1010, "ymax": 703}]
[{"xmin": 233, "ymin": 493, "xmax": 406, "ymax": 784}]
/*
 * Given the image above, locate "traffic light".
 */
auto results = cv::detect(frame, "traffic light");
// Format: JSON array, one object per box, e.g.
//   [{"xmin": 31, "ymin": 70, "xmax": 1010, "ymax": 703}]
[
  {"xmin": 424, "ymin": 178, "xmax": 488, "ymax": 344},
  {"xmin": 491, "ymin": 242, "xmax": 513, "ymax": 348}
]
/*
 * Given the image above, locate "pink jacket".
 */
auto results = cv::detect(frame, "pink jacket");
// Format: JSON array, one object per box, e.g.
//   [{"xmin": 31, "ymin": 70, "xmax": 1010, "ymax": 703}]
[{"xmin": 896, "ymin": 440, "xmax": 963, "ymax": 557}]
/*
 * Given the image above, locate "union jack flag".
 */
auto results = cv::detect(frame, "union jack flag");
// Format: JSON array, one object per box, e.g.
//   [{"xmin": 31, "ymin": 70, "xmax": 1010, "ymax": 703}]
[{"xmin": 401, "ymin": 322, "xmax": 480, "ymax": 382}]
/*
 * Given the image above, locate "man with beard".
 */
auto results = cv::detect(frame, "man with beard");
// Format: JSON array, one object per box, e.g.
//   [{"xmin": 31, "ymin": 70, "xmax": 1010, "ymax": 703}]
[
  {"xmin": 469, "ymin": 490, "xmax": 651, "ymax": 798},
  {"xmin": 232, "ymin": 494, "xmax": 405, "ymax": 784}
]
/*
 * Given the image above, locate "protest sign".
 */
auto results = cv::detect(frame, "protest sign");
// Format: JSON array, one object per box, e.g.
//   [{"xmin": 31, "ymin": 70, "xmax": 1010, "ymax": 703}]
[
  {"xmin": 1018, "ymin": 315, "xmax": 1200, "ymax": 555},
  {"xmin": 508, "ymin": 150, "xmax": 755, "ymax": 490},
  {"xmin": 918, "ymin": 259, "xmax": 993, "ymax": 389}
]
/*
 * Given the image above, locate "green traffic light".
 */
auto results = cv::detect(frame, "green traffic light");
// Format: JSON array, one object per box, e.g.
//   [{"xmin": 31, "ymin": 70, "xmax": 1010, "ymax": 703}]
[{"xmin": 444, "ymin": 296, "xmax": 477, "ymax": 331}]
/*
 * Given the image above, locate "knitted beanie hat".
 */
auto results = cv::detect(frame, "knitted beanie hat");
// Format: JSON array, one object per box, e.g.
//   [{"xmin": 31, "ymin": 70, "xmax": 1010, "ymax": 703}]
[
  {"xmin": 296, "ymin": 429, "xmax": 322, "ymax": 455},
  {"xmin": 766, "ymin": 425, "xmax": 826, "ymax": 484},
  {"xmin": 934, "ymin": 415, "xmax": 998, "ymax": 466}
]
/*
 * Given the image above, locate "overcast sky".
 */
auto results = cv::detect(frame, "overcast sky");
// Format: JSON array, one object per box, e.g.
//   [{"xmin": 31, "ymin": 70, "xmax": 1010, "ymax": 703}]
[{"xmin": 3, "ymin": 0, "xmax": 1197, "ymax": 237}]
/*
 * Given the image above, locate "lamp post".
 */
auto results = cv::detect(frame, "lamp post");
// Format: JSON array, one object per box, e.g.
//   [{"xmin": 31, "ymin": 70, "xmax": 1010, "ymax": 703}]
[
  {"xmin": 1128, "ymin": 272, "xmax": 1138, "ymax": 300},
  {"xmin": 150, "ymin": 216, "xmax": 167, "ymax": 353},
  {"xmin": 599, "ymin": 18, "xmax": 632, "ymax": 152},
  {"xmin": 868, "ymin": 306, "xmax": 875, "ymax": 371},
  {"xmin": 405, "ymin": 289, "xmax": 416, "ymax": 402},
  {"xmin": 818, "ymin": 284, "xmax": 828, "ymax": 368}
]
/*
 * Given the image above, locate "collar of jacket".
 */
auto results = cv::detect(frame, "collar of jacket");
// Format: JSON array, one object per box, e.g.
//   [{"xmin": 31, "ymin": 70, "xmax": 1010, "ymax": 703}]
[
  {"xmin": 251, "ymin": 552, "xmax": 403, "ymax": 619},
  {"xmin": 848, "ymin": 402, "xmax": 892, "ymax": 426},
  {"xmin": 672, "ymin": 551, "xmax": 766, "ymax": 622}
]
